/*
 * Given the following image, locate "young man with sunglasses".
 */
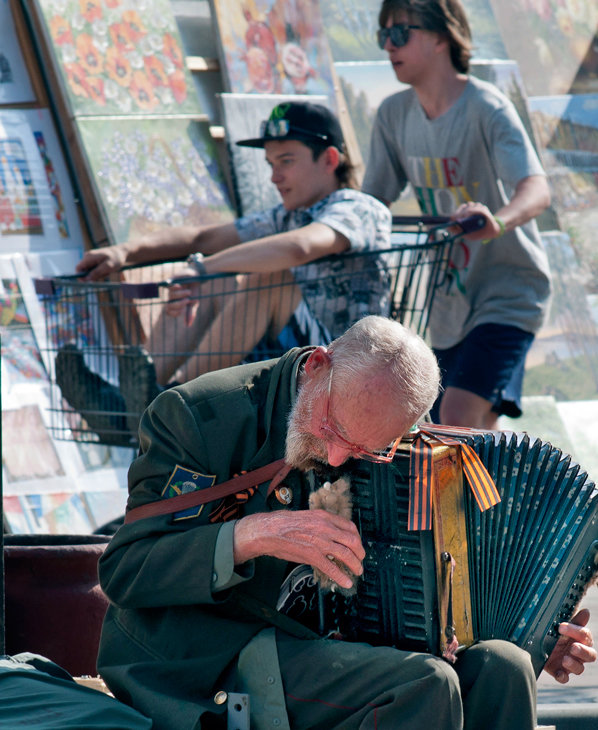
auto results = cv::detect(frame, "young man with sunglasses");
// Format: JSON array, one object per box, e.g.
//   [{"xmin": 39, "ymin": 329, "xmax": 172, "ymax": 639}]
[
  {"xmin": 57, "ymin": 102, "xmax": 392, "ymax": 442},
  {"xmin": 96, "ymin": 315, "xmax": 594, "ymax": 730},
  {"xmin": 363, "ymin": 0, "xmax": 552, "ymax": 431}
]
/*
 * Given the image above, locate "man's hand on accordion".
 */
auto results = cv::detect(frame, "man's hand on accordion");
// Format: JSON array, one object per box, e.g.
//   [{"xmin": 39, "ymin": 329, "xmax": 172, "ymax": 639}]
[
  {"xmin": 543, "ymin": 608, "xmax": 596, "ymax": 683},
  {"xmin": 233, "ymin": 509, "xmax": 366, "ymax": 592}
]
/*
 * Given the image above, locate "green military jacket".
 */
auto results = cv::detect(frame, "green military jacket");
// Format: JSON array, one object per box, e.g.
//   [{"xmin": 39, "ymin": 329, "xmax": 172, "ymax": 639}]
[{"xmin": 97, "ymin": 348, "xmax": 314, "ymax": 729}]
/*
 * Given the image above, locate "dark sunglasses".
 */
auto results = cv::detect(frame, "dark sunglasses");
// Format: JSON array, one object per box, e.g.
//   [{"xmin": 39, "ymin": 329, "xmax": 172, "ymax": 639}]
[{"xmin": 377, "ymin": 23, "xmax": 422, "ymax": 49}]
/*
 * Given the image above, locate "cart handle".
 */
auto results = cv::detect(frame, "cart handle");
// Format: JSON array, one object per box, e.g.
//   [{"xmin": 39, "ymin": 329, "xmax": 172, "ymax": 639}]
[{"xmin": 392, "ymin": 213, "xmax": 486, "ymax": 235}]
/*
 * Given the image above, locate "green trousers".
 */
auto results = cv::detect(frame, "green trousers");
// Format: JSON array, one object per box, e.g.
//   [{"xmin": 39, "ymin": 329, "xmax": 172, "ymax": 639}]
[{"xmin": 275, "ymin": 634, "xmax": 537, "ymax": 730}]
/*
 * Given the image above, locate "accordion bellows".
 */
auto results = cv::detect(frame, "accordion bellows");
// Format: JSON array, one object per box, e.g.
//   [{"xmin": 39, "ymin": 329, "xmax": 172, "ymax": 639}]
[{"xmin": 280, "ymin": 429, "xmax": 598, "ymax": 676}]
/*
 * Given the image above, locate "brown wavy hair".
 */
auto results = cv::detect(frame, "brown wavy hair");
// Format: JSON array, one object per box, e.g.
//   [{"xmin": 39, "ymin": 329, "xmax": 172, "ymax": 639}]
[{"xmin": 378, "ymin": 0, "xmax": 472, "ymax": 73}]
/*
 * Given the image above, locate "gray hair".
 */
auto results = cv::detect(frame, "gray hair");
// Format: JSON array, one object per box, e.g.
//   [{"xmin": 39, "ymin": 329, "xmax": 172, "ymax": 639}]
[{"xmin": 328, "ymin": 316, "xmax": 440, "ymax": 424}]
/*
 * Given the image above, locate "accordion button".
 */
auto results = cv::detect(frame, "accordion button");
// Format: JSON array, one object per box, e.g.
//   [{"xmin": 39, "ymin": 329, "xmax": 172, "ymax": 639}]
[
  {"xmin": 214, "ymin": 691, "xmax": 228, "ymax": 705},
  {"xmin": 275, "ymin": 485, "xmax": 293, "ymax": 505}
]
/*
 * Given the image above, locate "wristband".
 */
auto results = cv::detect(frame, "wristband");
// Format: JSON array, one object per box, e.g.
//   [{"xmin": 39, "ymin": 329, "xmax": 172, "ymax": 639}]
[
  {"xmin": 186, "ymin": 252, "xmax": 207, "ymax": 276},
  {"xmin": 493, "ymin": 216, "xmax": 506, "ymax": 237}
]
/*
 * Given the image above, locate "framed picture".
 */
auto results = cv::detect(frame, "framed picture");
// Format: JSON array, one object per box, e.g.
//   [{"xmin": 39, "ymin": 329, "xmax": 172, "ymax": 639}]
[
  {"xmin": 210, "ymin": 0, "xmax": 336, "ymax": 99},
  {"xmin": 528, "ymin": 94, "xmax": 598, "ymax": 291},
  {"xmin": 75, "ymin": 115, "xmax": 235, "ymax": 245},
  {"xmin": 489, "ymin": 0, "xmax": 598, "ymax": 96},
  {"xmin": 0, "ymin": 110, "xmax": 83, "ymax": 253},
  {"xmin": 26, "ymin": 0, "xmax": 204, "ymax": 117}
]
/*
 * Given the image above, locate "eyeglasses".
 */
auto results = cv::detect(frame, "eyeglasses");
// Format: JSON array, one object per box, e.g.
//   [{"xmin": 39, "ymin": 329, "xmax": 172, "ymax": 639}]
[
  {"xmin": 377, "ymin": 23, "xmax": 422, "ymax": 49},
  {"xmin": 259, "ymin": 118, "xmax": 328, "ymax": 142},
  {"xmin": 319, "ymin": 366, "xmax": 401, "ymax": 463}
]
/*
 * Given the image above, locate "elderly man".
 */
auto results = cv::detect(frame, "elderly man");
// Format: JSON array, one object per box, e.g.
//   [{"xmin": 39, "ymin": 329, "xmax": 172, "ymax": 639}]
[{"xmin": 96, "ymin": 316, "xmax": 595, "ymax": 730}]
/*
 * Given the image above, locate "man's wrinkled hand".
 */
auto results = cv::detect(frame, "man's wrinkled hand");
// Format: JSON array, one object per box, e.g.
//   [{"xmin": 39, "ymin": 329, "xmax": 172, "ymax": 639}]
[
  {"xmin": 543, "ymin": 608, "xmax": 596, "ymax": 683},
  {"xmin": 233, "ymin": 510, "xmax": 365, "ymax": 592}
]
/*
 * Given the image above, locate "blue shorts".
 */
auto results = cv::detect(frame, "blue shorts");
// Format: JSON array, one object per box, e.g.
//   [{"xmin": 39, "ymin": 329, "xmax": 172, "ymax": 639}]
[{"xmin": 430, "ymin": 323, "xmax": 535, "ymax": 421}]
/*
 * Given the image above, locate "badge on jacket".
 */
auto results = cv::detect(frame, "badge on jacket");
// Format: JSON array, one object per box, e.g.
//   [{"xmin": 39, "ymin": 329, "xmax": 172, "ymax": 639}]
[{"xmin": 161, "ymin": 464, "xmax": 216, "ymax": 521}]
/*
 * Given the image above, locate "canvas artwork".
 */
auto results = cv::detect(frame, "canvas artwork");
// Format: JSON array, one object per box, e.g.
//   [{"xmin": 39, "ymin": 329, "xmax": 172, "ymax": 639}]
[
  {"xmin": 220, "ymin": 93, "xmax": 328, "ymax": 215},
  {"xmin": 0, "ymin": 110, "xmax": 80, "ymax": 253},
  {"xmin": 23, "ymin": 108, "xmax": 84, "ymax": 247},
  {"xmin": 19, "ymin": 491, "xmax": 93, "ymax": 534},
  {"xmin": 320, "ymin": 0, "xmax": 507, "ymax": 63},
  {"xmin": 0, "ymin": 260, "xmax": 48, "ymax": 388},
  {"xmin": 524, "ymin": 230, "xmax": 598, "ymax": 403},
  {"xmin": 528, "ymin": 94, "xmax": 598, "ymax": 290},
  {"xmin": 83, "ymin": 488, "xmax": 128, "ymax": 529},
  {"xmin": 0, "ymin": 0, "xmax": 36, "ymax": 104},
  {"xmin": 2, "ymin": 404, "xmax": 64, "ymax": 482},
  {"xmin": 489, "ymin": 0, "xmax": 598, "ymax": 96},
  {"xmin": 210, "ymin": 0, "xmax": 335, "ymax": 100},
  {"xmin": 30, "ymin": 0, "xmax": 202, "ymax": 117},
  {"xmin": 75, "ymin": 116, "xmax": 235, "ymax": 244},
  {"xmin": 3, "ymin": 495, "xmax": 31, "ymax": 533}
]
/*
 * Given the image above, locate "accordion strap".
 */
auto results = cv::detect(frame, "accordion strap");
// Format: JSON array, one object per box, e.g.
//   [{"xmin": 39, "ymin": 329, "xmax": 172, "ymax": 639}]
[{"xmin": 124, "ymin": 459, "xmax": 291, "ymax": 524}]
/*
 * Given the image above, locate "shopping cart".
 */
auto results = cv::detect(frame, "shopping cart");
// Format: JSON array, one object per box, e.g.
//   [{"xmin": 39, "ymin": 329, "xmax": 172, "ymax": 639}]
[{"xmin": 33, "ymin": 215, "xmax": 483, "ymax": 447}]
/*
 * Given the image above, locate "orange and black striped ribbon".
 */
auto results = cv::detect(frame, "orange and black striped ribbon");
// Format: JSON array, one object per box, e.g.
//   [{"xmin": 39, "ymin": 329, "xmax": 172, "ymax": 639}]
[
  {"xmin": 209, "ymin": 470, "xmax": 258, "ymax": 523},
  {"xmin": 408, "ymin": 427, "xmax": 501, "ymax": 531}
]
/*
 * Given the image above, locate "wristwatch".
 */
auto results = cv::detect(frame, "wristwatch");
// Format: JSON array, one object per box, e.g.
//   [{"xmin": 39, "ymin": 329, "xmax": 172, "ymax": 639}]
[{"xmin": 186, "ymin": 252, "xmax": 207, "ymax": 276}]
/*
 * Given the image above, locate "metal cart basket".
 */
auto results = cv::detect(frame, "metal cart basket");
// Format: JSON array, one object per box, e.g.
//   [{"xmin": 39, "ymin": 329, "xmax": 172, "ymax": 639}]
[{"xmin": 33, "ymin": 216, "xmax": 482, "ymax": 447}]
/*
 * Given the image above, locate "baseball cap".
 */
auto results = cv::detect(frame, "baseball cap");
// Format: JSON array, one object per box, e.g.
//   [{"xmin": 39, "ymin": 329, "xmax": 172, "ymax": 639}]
[{"xmin": 236, "ymin": 101, "xmax": 345, "ymax": 151}]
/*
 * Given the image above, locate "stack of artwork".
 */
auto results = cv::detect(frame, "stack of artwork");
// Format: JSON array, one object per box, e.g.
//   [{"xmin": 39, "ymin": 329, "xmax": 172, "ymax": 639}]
[{"xmin": 22, "ymin": 0, "xmax": 236, "ymax": 247}]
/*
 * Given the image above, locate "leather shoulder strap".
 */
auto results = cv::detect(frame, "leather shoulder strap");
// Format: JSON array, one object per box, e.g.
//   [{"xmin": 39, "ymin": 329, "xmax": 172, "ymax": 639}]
[{"xmin": 124, "ymin": 459, "xmax": 291, "ymax": 524}]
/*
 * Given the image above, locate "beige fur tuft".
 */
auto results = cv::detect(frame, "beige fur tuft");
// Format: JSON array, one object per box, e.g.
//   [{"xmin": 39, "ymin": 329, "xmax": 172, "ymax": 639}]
[{"xmin": 309, "ymin": 477, "xmax": 359, "ymax": 596}]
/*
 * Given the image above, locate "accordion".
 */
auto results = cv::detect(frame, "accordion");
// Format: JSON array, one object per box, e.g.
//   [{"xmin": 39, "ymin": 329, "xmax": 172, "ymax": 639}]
[{"xmin": 279, "ymin": 428, "xmax": 598, "ymax": 676}]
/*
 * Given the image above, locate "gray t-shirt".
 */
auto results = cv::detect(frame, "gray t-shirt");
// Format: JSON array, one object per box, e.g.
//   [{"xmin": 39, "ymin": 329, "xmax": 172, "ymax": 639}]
[
  {"xmin": 235, "ymin": 188, "xmax": 392, "ymax": 338},
  {"xmin": 363, "ymin": 76, "xmax": 551, "ymax": 349}
]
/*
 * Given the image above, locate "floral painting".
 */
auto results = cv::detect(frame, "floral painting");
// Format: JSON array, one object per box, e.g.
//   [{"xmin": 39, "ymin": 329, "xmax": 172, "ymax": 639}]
[
  {"xmin": 76, "ymin": 116, "xmax": 235, "ymax": 243},
  {"xmin": 34, "ymin": 0, "xmax": 202, "ymax": 115},
  {"xmin": 210, "ymin": 0, "xmax": 335, "ymax": 99},
  {"xmin": 489, "ymin": 0, "xmax": 598, "ymax": 96}
]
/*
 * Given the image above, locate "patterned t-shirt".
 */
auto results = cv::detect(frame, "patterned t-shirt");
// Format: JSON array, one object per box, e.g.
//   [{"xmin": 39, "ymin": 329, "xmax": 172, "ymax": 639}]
[{"xmin": 235, "ymin": 189, "xmax": 392, "ymax": 338}]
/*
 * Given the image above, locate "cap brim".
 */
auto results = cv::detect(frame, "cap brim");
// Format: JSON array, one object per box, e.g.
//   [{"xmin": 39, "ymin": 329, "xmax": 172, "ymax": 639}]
[
  {"xmin": 236, "ymin": 133, "xmax": 329, "ymax": 149},
  {"xmin": 236, "ymin": 137, "xmax": 267, "ymax": 148}
]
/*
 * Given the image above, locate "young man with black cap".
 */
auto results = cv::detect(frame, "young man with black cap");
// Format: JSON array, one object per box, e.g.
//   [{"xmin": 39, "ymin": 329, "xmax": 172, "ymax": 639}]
[{"xmin": 57, "ymin": 102, "xmax": 391, "ymax": 438}]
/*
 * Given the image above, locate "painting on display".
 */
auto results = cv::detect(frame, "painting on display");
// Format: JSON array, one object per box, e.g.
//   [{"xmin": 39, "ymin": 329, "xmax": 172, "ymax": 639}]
[
  {"xmin": 528, "ymin": 94, "xmax": 598, "ymax": 290},
  {"xmin": 0, "ymin": 110, "xmax": 82, "ymax": 253},
  {"xmin": 2, "ymin": 404, "xmax": 64, "ymax": 483},
  {"xmin": 75, "ymin": 117, "xmax": 235, "ymax": 244},
  {"xmin": 18, "ymin": 491, "xmax": 93, "ymax": 534},
  {"xmin": 489, "ymin": 0, "xmax": 598, "ymax": 96},
  {"xmin": 0, "ymin": 0, "xmax": 36, "ymax": 105},
  {"xmin": 29, "ymin": 0, "xmax": 202, "ymax": 117},
  {"xmin": 210, "ymin": 0, "xmax": 336, "ymax": 100},
  {"xmin": 0, "ymin": 258, "xmax": 47, "ymax": 388},
  {"xmin": 524, "ymin": 230, "xmax": 598, "ymax": 403},
  {"xmin": 220, "ymin": 93, "xmax": 328, "ymax": 215},
  {"xmin": 320, "ymin": 0, "xmax": 507, "ymax": 63}
]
